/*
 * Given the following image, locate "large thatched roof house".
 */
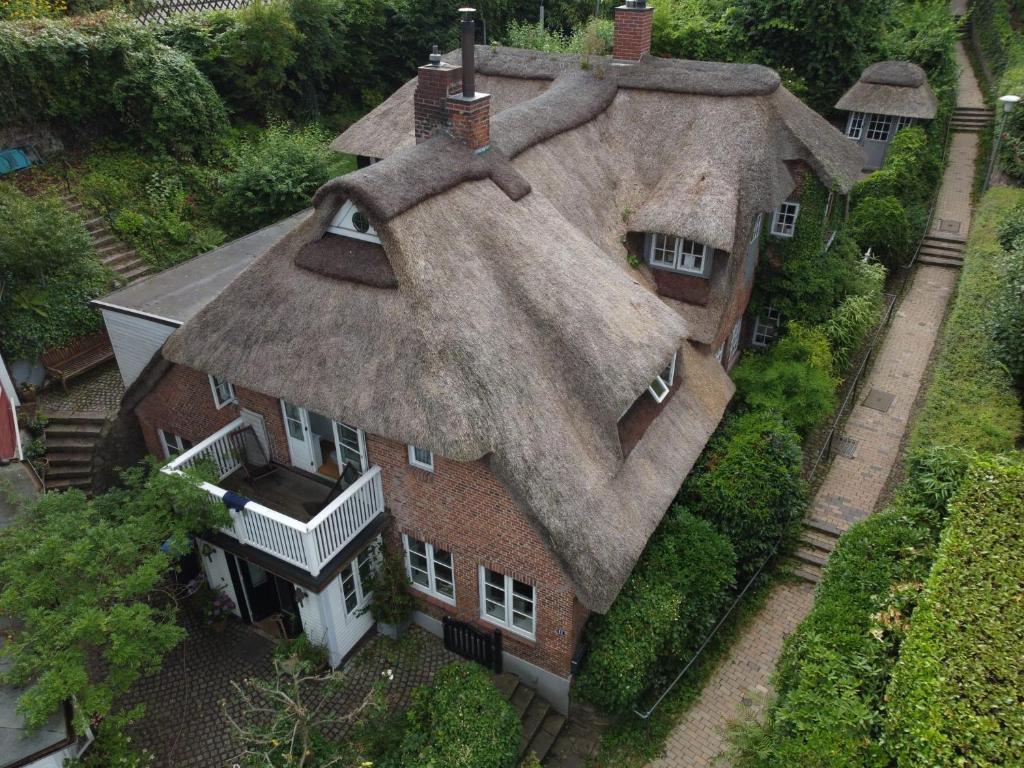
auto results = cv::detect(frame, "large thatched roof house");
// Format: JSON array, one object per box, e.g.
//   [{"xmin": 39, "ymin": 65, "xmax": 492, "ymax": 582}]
[
  {"xmin": 106, "ymin": 3, "xmax": 862, "ymax": 712},
  {"xmin": 837, "ymin": 60, "xmax": 938, "ymax": 170}
]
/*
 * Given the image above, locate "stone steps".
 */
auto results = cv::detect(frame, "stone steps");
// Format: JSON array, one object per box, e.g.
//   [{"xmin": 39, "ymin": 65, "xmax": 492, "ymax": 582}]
[
  {"xmin": 61, "ymin": 194, "xmax": 152, "ymax": 284},
  {"xmin": 493, "ymin": 672, "xmax": 568, "ymax": 765},
  {"xmin": 951, "ymin": 107, "xmax": 994, "ymax": 133},
  {"xmin": 791, "ymin": 515, "xmax": 844, "ymax": 584},
  {"xmin": 43, "ymin": 412, "xmax": 108, "ymax": 493},
  {"xmin": 918, "ymin": 233, "xmax": 966, "ymax": 268}
]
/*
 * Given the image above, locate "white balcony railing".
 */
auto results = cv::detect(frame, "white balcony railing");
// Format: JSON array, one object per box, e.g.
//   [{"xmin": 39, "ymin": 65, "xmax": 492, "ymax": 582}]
[{"xmin": 162, "ymin": 417, "xmax": 384, "ymax": 576}]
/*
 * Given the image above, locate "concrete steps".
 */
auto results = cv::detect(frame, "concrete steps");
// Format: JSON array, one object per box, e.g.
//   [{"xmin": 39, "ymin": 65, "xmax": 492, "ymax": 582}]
[
  {"xmin": 918, "ymin": 233, "xmax": 966, "ymax": 268},
  {"xmin": 43, "ymin": 412, "xmax": 107, "ymax": 493},
  {"xmin": 60, "ymin": 193, "xmax": 152, "ymax": 284},
  {"xmin": 791, "ymin": 516, "xmax": 844, "ymax": 584},
  {"xmin": 493, "ymin": 672, "xmax": 567, "ymax": 765},
  {"xmin": 950, "ymin": 106, "xmax": 994, "ymax": 133}
]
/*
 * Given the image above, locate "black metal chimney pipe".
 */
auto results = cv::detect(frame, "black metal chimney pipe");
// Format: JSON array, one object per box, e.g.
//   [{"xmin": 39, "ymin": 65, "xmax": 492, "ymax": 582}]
[{"xmin": 460, "ymin": 7, "xmax": 476, "ymax": 98}]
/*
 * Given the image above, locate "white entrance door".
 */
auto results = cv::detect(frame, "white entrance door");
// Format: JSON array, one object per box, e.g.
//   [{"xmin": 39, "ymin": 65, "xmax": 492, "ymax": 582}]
[{"xmin": 280, "ymin": 400, "xmax": 316, "ymax": 472}]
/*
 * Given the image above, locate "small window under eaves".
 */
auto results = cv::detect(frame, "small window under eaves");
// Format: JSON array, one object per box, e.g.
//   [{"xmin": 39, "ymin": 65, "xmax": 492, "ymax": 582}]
[{"xmin": 327, "ymin": 199, "xmax": 381, "ymax": 244}]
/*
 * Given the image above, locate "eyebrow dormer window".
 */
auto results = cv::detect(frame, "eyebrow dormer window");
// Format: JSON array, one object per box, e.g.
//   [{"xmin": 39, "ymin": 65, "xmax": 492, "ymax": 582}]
[
  {"xmin": 647, "ymin": 234, "xmax": 711, "ymax": 276},
  {"xmin": 327, "ymin": 199, "xmax": 381, "ymax": 244},
  {"xmin": 647, "ymin": 351, "xmax": 678, "ymax": 403}
]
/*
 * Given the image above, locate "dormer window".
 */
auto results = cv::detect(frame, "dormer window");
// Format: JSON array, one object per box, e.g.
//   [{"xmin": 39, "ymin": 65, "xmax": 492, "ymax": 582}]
[
  {"xmin": 647, "ymin": 234, "xmax": 711, "ymax": 277},
  {"xmin": 327, "ymin": 199, "xmax": 381, "ymax": 244},
  {"xmin": 647, "ymin": 352, "xmax": 678, "ymax": 404}
]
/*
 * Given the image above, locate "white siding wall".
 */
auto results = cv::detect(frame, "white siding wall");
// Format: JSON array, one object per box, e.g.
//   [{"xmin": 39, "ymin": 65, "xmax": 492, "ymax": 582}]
[
  {"xmin": 298, "ymin": 590, "xmax": 329, "ymax": 649},
  {"xmin": 198, "ymin": 540, "xmax": 243, "ymax": 619},
  {"xmin": 100, "ymin": 309, "xmax": 176, "ymax": 387},
  {"xmin": 322, "ymin": 572, "xmax": 375, "ymax": 667}
]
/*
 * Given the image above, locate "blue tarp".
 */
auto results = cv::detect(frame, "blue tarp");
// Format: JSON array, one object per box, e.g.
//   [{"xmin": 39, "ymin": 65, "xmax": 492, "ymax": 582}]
[{"xmin": 0, "ymin": 148, "xmax": 31, "ymax": 175}]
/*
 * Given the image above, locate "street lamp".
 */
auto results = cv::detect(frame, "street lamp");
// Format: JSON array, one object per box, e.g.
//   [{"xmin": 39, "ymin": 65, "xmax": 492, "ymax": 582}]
[{"xmin": 986, "ymin": 94, "xmax": 1020, "ymax": 189}]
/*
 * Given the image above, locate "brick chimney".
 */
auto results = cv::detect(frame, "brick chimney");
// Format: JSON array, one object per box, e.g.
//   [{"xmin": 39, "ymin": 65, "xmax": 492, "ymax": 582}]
[
  {"xmin": 613, "ymin": 0, "xmax": 654, "ymax": 62},
  {"xmin": 414, "ymin": 45, "xmax": 462, "ymax": 143},
  {"xmin": 447, "ymin": 7, "xmax": 491, "ymax": 153}
]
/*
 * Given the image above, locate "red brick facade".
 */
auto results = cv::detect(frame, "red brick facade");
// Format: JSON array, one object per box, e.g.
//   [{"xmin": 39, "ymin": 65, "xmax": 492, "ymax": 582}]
[
  {"xmin": 414, "ymin": 63, "xmax": 463, "ymax": 143},
  {"xmin": 135, "ymin": 363, "xmax": 585, "ymax": 679},
  {"xmin": 652, "ymin": 268, "xmax": 713, "ymax": 305},
  {"xmin": 448, "ymin": 93, "xmax": 492, "ymax": 152},
  {"xmin": 613, "ymin": 4, "xmax": 654, "ymax": 61}
]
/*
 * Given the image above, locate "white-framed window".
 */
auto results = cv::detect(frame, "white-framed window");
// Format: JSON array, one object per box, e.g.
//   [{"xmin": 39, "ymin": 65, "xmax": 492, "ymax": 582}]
[
  {"xmin": 865, "ymin": 113, "xmax": 894, "ymax": 141},
  {"xmin": 647, "ymin": 351, "xmax": 678, "ymax": 404},
  {"xmin": 845, "ymin": 111, "xmax": 865, "ymax": 140},
  {"xmin": 750, "ymin": 212, "xmax": 764, "ymax": 245},
  {"xmin": 209, "ymin": 375, "xmax": 236, "ymax": 409},
  {"xmin": 333, "ymin": 421, "xmax": 367, "ymax": 473},
  {"xmin": 341, "ymin": 547, "xmax": 376, "ymax": 615},
  {"xmin": 327, "ymin": 199, "xmax": 381, "ymax": 244},
  {"xmin": 771, "ymin": 202, "xmax": 800, "ymax": 238},
  {"xmin": 714, "ymin": 344, "xmax": 725, "ymax": 363},
  {"xmin": 752, "ymin": 305, "xmax": 781, "ymax": 348},
  {"xmin": 479, "ymin": 567, "xmax": 535, "ymax": 639},
  {"xmin": 894, "ymin": 115, "xmax": 915, "ymax": 132},
  {"xmin": 403, "ymin": 534, "xmax": 455, "ymax": 604},
  {"xmin": 726, "ymin": 317, "xmax": 743, "ymax": 362},
  {"xmin": 407, "ymin": 445, "xmax": 434, "ymax": 472},
  {"xmin": 158, "ymin": 429, "xmax": 192, "ymax": 459},
  {"xmin": 647, "ymin": 233, "xmax": 711, "ymax": 276}
]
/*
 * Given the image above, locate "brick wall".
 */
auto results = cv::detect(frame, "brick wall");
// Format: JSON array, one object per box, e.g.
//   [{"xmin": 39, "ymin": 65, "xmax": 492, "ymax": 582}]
[
  {"xmin": 448, "ymin": 93, "xmax": 491, "ymax": 152},
  {"xmin": 135, "ymin": 365, "xmax": 237, "ymax": 458},
  {"xmin": 415, "ymin": 63, "xmax": 462, "ymax": 143},
  {"xmin": 613, "ymin": 4, "xmax": 654, "ymax": 61},
  {"xmin": 652, "ymin": 268, "xmax": 713, "ymax": 304}
]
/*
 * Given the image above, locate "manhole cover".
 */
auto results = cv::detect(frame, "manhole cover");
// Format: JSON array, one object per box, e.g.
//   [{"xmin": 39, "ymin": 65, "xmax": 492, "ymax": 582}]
[
  {"xmin": 938, "ymin": 219, "xmax": 962, "ymax": 234},
  {"xmin": 834, "ymin": 435, "xmax": 858, "ymax": 459},
  {"xmin": 863, "ymin": 388, "xmax": 896, "ymax": 413}
]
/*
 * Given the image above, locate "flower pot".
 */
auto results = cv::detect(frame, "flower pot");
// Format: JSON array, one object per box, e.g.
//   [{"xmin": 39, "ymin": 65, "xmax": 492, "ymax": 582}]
[
  {"xmin": 377, "ymin": 617, "xmax": 412, "ymax": 640},
  {"xmin": 18, "ymin": 387, "xmax": 36, "ymax": 403}
]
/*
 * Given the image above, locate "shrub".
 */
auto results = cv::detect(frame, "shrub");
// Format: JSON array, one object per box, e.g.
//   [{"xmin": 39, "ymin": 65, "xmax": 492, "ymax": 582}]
[
  {"xmin": 684, "ymin": 411, "xmax": 806, "ymax": 574},
  {"xmin": 995, "ymin": 200, "xmax": 1024, "ymax": 249},
  {"xmin": 576, "ymin": 508, "xmax": 735, "ymax": 712},
  {"xmin": 731, "ymin": 323, "xmax": 838, "ymax": 436},
  {"xmin": 216, "ymin": 124, "xmax": 341, "ymax": 234},
  {"xmin": 991, "ymin": 242, "xmax": 1024, "ymax": 382},
  {"xmin": 910, "ymin": 188, "xmax": 1023, "ymax": 454},
  {"xmin": 823, "ymin": 293, "xmax": 880, "ymax": 370},
  {"xmin": 885, "ymin": 456, "xmax": 1024, "ymax": 767},
  {"xmin": 650, "ymin": 0, "xmax": 745, "ymax": 61},
  {"xmin": 389, "ymin": 662, "xmax": 521, "ymax": 768},
  {"xmin": 849, "ymin": 196, "xmax": 912, "ymax": 269}
]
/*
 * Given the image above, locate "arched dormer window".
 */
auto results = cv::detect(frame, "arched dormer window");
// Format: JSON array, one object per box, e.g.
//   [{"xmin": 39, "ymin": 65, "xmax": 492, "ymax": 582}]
[{"xmin": 327, "ymin": 200, "xmax": 381, "ymax": 244}]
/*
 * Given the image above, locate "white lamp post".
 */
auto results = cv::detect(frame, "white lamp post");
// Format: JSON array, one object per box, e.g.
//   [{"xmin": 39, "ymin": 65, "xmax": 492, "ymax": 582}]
[{"xmin": 986, "ymin": 94, "xmax": 1020, "ymax": 189}]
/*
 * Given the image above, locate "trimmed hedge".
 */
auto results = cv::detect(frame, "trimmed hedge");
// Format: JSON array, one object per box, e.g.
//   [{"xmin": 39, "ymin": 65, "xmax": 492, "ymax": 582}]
[
  {"xmin": 970, "ymin": 0, "xmax": 1024, "ymax": 177},
  {"xmin": 909, "ymin": 187, "xmax": 1024, "ymax": 453},
  {"xmin": 885, "ymin": 455, "xmax": 1024, "ymax": 767},
  {"xmin": 388, "ymin": 662, "xmax": 521, "ymax": 768},
  {"xmin": 576, "ymin": 508, "xmax": 735, "ymax": 713}
]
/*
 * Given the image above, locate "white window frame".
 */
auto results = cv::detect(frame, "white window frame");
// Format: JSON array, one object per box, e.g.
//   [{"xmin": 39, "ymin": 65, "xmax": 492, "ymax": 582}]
[
  {"xmin": 771, "ymin": 202, "xmax": 800, "ymax": 238},
  {"xmin": 726, "ymin": 317, "xmax": 743, "ymax": 362},
  {"xmin": 647, "ymin": 351, "xmax": 678, "ymax": 404},
  {"xmin": 865, "ymin": 113, "xmax": 894, "ymax": 142},
  {"xmin": 478, "ymin": 567, "xmax": 536, "ymax": 640},
  {"xmin": 752, "ymin": 305, "xmax": 781, "ymax": 348},
  {"xmin": 894, "ymin": 115, "xmax": 915, "ymax": 133},
  {"xmin": 158, "ymin": 429, "xmax": 189, "ymax": 460},
  {"xmin": 646, "ymin": 233, "xmax": 711, "ymax": 276},
  {"xmin": 333, "ymin": 420, "xmax": 368, "ymax": 473},
  {"xmin": 402, "ymin": 534, "xmax": 455, "ymax": 605},
  {"xmin": 714, "ymin": 344, "xmax": 725, "ymax": 363},
  {"xmin": 340, "ymin": 547, "xmax": 376, "ymax": 616},
  {"xmin": 407, "ymin": 445, "xmax": 434, "ymax": 472},
  {"xmin": 208, "ymin": 375, "xmax": 236, "ymax": 409},
  {"xmin": 845, "ymin": 111, "xmax": 865, "ymax": 140},
  {"xmin": 327, "ymin": 199, "xmax": 381, "ymax": 244}
]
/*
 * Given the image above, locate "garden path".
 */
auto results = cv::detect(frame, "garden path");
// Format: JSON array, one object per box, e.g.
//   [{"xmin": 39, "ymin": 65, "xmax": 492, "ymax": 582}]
[{"xmin": 646, "ymin": 32, "xmax": 981, "ymax": 768}]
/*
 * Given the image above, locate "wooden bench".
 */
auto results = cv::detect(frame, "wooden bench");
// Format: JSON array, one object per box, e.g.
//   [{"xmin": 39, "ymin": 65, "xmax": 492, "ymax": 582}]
[{"xmin": 41, "ymin": 332, "xmax": 115, "ymax": 392}]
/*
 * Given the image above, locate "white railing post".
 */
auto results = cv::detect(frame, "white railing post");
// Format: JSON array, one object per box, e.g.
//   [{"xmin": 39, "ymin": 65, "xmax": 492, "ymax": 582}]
[
  {"xmin": 230, "ymin": 508, "xmax": 249, "ymax": 546},
  {"xmin": 303, "ymin": 533, "xmax": 322, "ymax": 578}
]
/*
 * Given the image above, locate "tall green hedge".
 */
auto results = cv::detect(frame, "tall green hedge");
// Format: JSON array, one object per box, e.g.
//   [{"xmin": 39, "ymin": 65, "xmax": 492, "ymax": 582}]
[
  {"xmin": 970, "ymin": 0, "xmax": 1024, "ymax": 177},
  {"xmin": 885, "ymin": 455, "xmax": 1024, "ymax": 767},
  {"xmin": 0, "ymin": 13, "xmax": 227, "ymax": 155},
  {"xmin": 909, "ymin": 187, "xmax": 1024, "ymax": 453}
]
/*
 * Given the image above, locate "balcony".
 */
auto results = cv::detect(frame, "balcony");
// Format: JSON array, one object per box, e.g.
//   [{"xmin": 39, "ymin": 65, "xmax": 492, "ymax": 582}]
[{"xmin": 162, "ymin": 417, "xmax": 385, "ymax": 576}]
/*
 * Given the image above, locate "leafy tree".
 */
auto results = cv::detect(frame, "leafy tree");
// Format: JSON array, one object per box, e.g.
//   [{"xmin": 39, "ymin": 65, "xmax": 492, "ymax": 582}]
[
  {"xmin": 849, "ymin": 196, "xmax": 912, "ymax": 270},
  {"xmin": 0, "ymin": 463, "xmax": 227, "ymax": 733},
  {"xmin": 738, "ymin": 0, "xmax": 891, "ymax": 112}
]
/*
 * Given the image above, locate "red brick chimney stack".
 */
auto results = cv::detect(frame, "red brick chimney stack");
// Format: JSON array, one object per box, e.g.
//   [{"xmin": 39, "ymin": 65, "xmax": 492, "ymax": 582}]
[
  {"xmin": 447, "ymin": 7, "xmax": 491, "ymax": 153},
  {"xmin": 414, "ymin": 45, "xmax": 462, "ymax": 144},
  {"xmin": 613, "ymin": 1, "xmax": 654, "ymax": 62}
]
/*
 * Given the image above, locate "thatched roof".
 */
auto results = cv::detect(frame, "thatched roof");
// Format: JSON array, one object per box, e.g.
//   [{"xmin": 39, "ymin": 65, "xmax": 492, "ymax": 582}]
[
  {"xmin": 164, "ymin": 46, "xmax": 862, "ymax": 611},
  {"xmin": 835, "ymin": 60, "xmax": 938, "ymax": 119}
]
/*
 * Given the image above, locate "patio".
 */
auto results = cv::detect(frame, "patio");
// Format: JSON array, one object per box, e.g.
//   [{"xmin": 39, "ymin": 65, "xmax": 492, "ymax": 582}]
[{"xmin": 121, "ymin": 617, "xmax": 459, "ymax": 767}]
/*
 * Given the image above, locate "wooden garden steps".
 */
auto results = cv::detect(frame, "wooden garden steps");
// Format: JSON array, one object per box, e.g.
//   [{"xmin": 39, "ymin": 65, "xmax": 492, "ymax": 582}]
[
  {"xmin": 493, "ymin": 672, "xmax": 568, "ymax": 765},
  {"xmin": 43, "ymin": 412, "xmax": 106, "ymax": 493},
  {"xmin": 60, "ymin": 193, "xmax": 152, "ymax": 285},
  {"xmin": 950, "ymin": 106, "xmax": 994, "ymax": 133}
]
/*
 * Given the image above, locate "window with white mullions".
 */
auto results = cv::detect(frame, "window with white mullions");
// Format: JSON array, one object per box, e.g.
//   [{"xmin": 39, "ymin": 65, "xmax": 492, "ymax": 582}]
[
  {"xmin": 407, "ymin": 445, "xmax": 434, "ymax": 472},
  {"xmin": 865, "ymin": 113, "xmax": 894, "ymax": 141},
  {"xmin": 845, "ymin": 111, "xmax": 865, "ymax": 140},
  {"xmin": 752, "ymin": 305, "xmax": 781, "ymax": 348},
  {"xmin": 333, "ymin": 420, "xmax": 366, "ymax": 473},
  {"xmin": 479, "ymin": 567, "xmax": 536, "ymax": 638},
  {"xmin": 726, "ymin": 317, "xmax": 743, "ymax": 361},
  {"xmin": 895, "ymin": 115, "xmax": 915, "ymax": 132},
  {"xmin": 648, "ymin": 351, "xmax": 678, "ymax": 404},
  {"xmin": 403, "ymin": 535, "xmax": 455, "ymax": 604},
  {"xmin": 158, "ymin": 429, "xmax": 192, "ymax": 459},
  {"xmin": 341, "ymin": 547, "xmax": 376, "ymax": 616},
  {"xmin": 209, "ymin": 375, "xmax": 235, "ymax": 409},
  {"xmin": 647, "ymin": 234, "xmax": 710, "ymax": 276},
  {"xmin": 771, "ymin": 202, "xmax": 800, "ymax": 238}
]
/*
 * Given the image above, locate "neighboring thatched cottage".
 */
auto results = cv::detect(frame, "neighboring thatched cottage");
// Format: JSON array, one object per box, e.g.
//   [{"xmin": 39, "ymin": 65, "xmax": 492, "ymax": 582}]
[
  {"xmin": 837, "ymin": 60, "xmax": 938, "ymax": 170},
  {"xmin": 107, "ymin": 4, "xmax": 862, "ymax": 713}
]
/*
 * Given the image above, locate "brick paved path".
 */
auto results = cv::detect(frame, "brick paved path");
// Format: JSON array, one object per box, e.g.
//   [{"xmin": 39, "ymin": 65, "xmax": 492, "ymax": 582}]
[{"xmin": 647, "ymin": 31, "xmax": 980, "ymax": 768}]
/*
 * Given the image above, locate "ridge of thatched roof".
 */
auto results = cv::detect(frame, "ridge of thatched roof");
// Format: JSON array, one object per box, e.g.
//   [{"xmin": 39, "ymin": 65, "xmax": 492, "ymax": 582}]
[{"xmin": 835, "ymin": 60, "xmax": 938, "ymax": 119}]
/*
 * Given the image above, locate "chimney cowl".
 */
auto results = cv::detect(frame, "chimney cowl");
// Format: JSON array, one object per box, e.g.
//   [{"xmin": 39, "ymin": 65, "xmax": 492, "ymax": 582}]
[{"xmin": 429, "ymin": 44, "xmax": 442, "ymax": 67}]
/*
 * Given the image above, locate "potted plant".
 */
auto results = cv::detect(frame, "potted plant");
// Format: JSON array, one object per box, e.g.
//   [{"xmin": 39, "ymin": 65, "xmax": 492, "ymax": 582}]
[
  {"xmin": 17, "ymin": 382, "xmax": 37, "ymax": 403},
  {"xmin": 363, "ymin": 544, "xmax": 415, "ymax": 639}
]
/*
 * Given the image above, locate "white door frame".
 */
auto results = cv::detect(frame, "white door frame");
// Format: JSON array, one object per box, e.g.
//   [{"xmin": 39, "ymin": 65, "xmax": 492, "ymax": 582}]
[
  {"xmin": 280, "ymin": 400, "xmax": 316, "ymax": 473},
  {"xmin": 331, "ymin": 420, "xmax": 369, "ymax": 473}
]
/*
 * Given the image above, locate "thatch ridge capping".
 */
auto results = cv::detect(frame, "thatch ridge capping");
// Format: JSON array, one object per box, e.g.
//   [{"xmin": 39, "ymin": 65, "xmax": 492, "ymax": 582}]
[{"xmin": 861, "ymin": 60, "xmax": 927, "ymax": 87}]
